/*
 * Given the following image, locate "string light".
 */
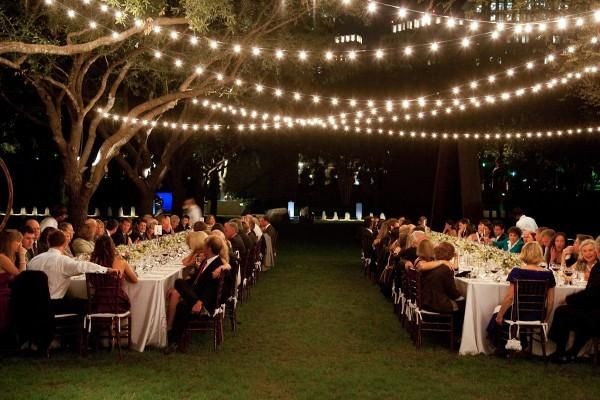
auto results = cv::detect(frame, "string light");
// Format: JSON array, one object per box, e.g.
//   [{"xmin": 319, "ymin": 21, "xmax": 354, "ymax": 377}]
[
  {"xmin": 96, "ymin": 108, "xmax": 600, "ymax": 142},
  {"xmin": 42, "ymin": 0, "xmax": 600, "ymax": 125},
  {"xmin": 43, "ymin": 0, "xmax": 600, "ymax": 67}
]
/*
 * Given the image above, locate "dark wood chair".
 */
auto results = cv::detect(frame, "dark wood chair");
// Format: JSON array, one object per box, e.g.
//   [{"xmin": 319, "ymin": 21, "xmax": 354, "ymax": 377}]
[
  {"xmin": 182, "ymin": 275, "xmax": 226, "ymax": 351},
  {"xmin": 84, "ymin": 273, "xmax": 132, "ymax": 358},
  {"xmin": 505, "ymin": 279, "xmax": 550, "ymax": 363},
  {"xmin": 408, "ymin": 268, "xmax": 455, "ymax": 351}
]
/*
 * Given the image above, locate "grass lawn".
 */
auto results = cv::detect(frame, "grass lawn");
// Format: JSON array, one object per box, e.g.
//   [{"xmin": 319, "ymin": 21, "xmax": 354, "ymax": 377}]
[{"xmin": 1, "ymin": 224, "xmax": 598, "ymax": 399}]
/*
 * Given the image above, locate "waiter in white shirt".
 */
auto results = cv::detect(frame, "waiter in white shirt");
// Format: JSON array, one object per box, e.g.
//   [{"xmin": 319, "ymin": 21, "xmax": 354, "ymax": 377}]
[
  {"xmin": 513, "ymin": 207, "xmax": 538, "ymax": 235},
  {"xmin": 28, "ymin": 230, "xmax": 111, "ymax": 315}
]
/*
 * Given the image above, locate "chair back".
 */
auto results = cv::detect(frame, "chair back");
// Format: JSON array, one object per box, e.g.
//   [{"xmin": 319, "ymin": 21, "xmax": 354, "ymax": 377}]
[
  {"xmin": 405, "ymin": 267, "xmax": 418, "ymax": 305},
  {"xmin": 511, "ymin": 279, "xmax": 550, "ymax": 321},
  {"xmin": 85, "ymin": 273, "xmax": 124, "ymax": 314},
  {"xmin": 9, "ymin": 270, "xmax": 54, "ymax": 349}
]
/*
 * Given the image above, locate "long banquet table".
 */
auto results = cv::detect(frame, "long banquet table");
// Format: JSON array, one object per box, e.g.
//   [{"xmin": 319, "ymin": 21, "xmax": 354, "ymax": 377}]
[
  {"xmin": 68, "ymin": 264, "xmax": 183, "ymax": 352},
  {"xmin": 456, "ymin": 277, "xmax": 585, "ymax": 355}
]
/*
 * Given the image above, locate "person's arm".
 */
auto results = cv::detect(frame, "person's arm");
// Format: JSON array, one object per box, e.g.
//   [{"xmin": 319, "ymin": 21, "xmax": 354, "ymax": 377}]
[
  {"xmin": 181, "ymin": 251, "xmax": 195, "ymax": 267},
  {"xmin": 496, "ymin": 284, "xmax": 515, "ymax": 325},
  {"xmin": 545, "ymin": 287, "xmax": 555, "ymax": 322},
  {"xmin": 118, "ymin": 258, "xmax": 138, "ymax": 283},
  {"xmin": 17, "ymin": 247, "xmax": 27, "ymax": 272},
  {"xmin": 0, "ymin": 254, "xmax": 20, "ymax": 276},
  {"xmin": 417, "ymin": 259, "xmax": 454, "ymax": 271},
  {"xmin": 63, "ymin": 257, "xmax": 108, "ymax": 276}
]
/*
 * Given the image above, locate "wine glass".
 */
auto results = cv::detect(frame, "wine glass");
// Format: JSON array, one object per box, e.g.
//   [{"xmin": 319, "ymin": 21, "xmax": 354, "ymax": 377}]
[{"xmin": 563, "ymin": 265, "xmax": 574, "ymax": 285}]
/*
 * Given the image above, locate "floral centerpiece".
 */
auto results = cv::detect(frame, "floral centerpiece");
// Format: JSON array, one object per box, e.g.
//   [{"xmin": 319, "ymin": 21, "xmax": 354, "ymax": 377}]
[
  {"xmin": 116, "ymin": 231, "xmax": 189, "ymax": 272},
  {"xmin": 429, "ymin": 231, "xmax": 521, "ymax": 273}
]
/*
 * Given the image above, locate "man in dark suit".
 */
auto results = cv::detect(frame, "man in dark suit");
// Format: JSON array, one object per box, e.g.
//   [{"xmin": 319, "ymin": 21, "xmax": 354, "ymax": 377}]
[
  {"xmin": 19, "ymin": 225, "xmax": 37, "ymax": 263},
  {"xmin": 24, "ymin": 219, "xmax": 41, "ymax": 259},
  {"xmin": 259, "ymin": 215, "xmax": 278, "ymax": 254},
  {"xmin": 165, "ymin": 236, "xmax": 225, "ymax": 353},
  {"xmin": 224, "ymin": 222, "xmax": 247, "ymax": 263},
  {"xmin": 111, "ymin": 217, "xmax": 132, "ymax": 246}
]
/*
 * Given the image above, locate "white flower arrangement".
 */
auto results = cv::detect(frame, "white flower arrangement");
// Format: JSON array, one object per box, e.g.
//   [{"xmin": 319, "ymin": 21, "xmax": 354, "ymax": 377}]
[
  {"xmin": 116, "ymin": 232, "xmax": 188, "ymax": 268},
  {"xmin": 429, "ymin": 231, "xmax": 521, "ymax": 272}
]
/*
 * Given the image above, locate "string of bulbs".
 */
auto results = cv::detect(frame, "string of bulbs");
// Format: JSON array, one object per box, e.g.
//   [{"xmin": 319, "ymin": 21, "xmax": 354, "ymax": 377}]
[
  {"xmin": 43, "ymin": 0, "xmax": 600, "ymax": 64},
  {"xmin": 96, "ymin": 108, "xmax": 600, "ymax": 142}
]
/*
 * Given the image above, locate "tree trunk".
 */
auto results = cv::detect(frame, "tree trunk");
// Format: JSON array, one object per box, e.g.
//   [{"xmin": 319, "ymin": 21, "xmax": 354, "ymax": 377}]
[{"xmin": 137, "ymin": 186, "xmax": 156, "ymax": 216}]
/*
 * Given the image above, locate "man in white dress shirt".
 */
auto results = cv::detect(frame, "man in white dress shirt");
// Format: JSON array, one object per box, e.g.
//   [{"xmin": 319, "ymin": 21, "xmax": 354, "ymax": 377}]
[
  {"xmin": 513, "ymin": 208, "xmax": 538, "ymax": 235},
  {"xmin": 27, "ymin": 230, "xmax": 110, "ymax": 314}
]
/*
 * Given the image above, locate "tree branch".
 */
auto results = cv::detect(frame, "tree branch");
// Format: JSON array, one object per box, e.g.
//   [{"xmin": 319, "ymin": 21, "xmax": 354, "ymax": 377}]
[{"xmin": 0, "ymin": 17, "xmax": 188, "ymax": 56}]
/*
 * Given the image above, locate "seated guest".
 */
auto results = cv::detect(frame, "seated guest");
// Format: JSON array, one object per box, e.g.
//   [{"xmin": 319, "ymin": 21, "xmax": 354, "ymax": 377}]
[
  {"xmin": 84, "ymin": 218, "xmax": 98, "ymax": 239},
  {"xmin": 58, "ymin": 222, "xmax": 75, "ymax": 257},
  {"xmin": 550, "ymin": 242, "xmax": 600, "ymax": 363},
  {"xmin": 413, "ymin": 239, "xmax": 435, "ymax": 270},
  {"xmin": 146, "ymin": 219, "xmax": 159, "ymax": 240},
  {"xmin": 499, "ymin": 227, "xmax": 524, "ymax": 253},
  {"xmin": 72, "ymin": 224, "xmax": 96, "ymax": 256},
  {"xmin": 167, "ymin": 231, "xmax": 209, "ymax": 331},
  {"xmin": 211, "ymin": 223, "xmax": 225, "ymax": 233},
  {"xmin": 241, "ymin": 219, "xmax": 258, "ymax": 250},
  {"xmin": 130, "ymin": 219, "xmax": 148, "ymax": 243},
  {"xmin": 180, "ymin": 215, "xmax": 192, "ymax": 231},
  {"xmin": 18, "ymin": 225, "xmax": 36, "ymax": 263},
  {"xmin": 492, "ymin": 220, "xmax": 507, "ymax": 248},
  {"xmin": 106, "ymin": 219, "xmax": 119, "ymax": 238},
  {"xmin": 40, "ymin": 205, "xmax": 68, "ymax": 232},
  {"xmin": 112, "ymin": 217, "xmax": 132, "ymax": 246},
  {"xmin": 538, "ymin": 228, "xmax": 555, "ymax": 254},
  {"xmin": 488, "ymin": 242, "xmax": 555, "ymax": 353},
  {"xmin": 0, "ymin": 230, "xmax": 26, "ymax": 335},
  {"xmin": 457, "ymin": 218, "xmax": 472, "ymax": 239},
  {"xmin": 245, "ymin": 214, "xmax": 262, "ymax": 240},
  {"xmin": 562, "ymin": 234, "xmax": 594, "ymax": 267},
  {"xmin": 171, "ymin": 215, "xmax": 182, "ymax": 233},
  {"xmin": 95, "ymin": 219, "xmax": 105, "ymax": 238},
  {"xmin": 160, "ymin": 215, "xmax": 174, "ymax": 235},
  {"xmin": 181, "ymin": 232, "xmax": 209, "ymax": 268},
  {"xmin": 546, "ymin": 232, "xmax": 567, "ymax": 266},
  {"xmin": 24, "ymin": 219, "xmax": 41, "ymax": 258},
  {"xmin": 38, "ymin": 227, "xmax": 58, "ymax": 254},
  {"xmin": 165, "ymin": 236, "xmax": 227, "ymax": 353},
  {"xmin": 0, "ymin": 230, "xmax": 27, "ymax": 276},
  {"xmin": 27, "ymin": 230, "xmax": 109, "ymax": 314},
  {"xmin": 522, "ymin": 230, "xmax": 536, "ymax": 244},
  {"xmin": 91, "ymin": 236, "xmax": 137, "ymax": 284},
  {"xmin": 225, "ymin": 221, "xmax": 247, "ymax": 263},
  {"xmin": 399, "ymin": 230, "xmax": 427, "ymax": 268},
  {"xmin": 205, "ymin": 214, "xmax": 216, "ymax": 230},
  {"xmin": 442, "ymin": 220, "xmax": 457, "ymax": 237},
  {"xmin": 574, "ymin": 239, "xmax": 599, "ymax": 280},
  {"xmin": 469, "ymin": 219, "xmax": 492, "ymax": 244},
  {"xmin": 421, "ymin": 242, "xmax": 465, "ymax": 336},
  {"xmin": 193, "ymin": 221, "xmax": 209, "ymax": 233},
  {"xmin": 89, "ymin": 236, "xmax": 136, "ymax": 314}
]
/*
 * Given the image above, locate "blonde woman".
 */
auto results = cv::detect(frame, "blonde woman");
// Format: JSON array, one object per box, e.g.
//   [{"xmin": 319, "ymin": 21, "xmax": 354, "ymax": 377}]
[{"xmin": 574, "ymin": 239, "xmax": 598, "ymax": 281}]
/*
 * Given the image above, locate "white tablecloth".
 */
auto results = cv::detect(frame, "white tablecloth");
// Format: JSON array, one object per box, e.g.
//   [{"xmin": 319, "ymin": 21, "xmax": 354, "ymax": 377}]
[
  {"xmin": 456, "ymin": 277, "xmax": 585, "ymax": 355},
  {"xmin": 68, "ymin": 264, "xmax": 183, "ymax": 352}
]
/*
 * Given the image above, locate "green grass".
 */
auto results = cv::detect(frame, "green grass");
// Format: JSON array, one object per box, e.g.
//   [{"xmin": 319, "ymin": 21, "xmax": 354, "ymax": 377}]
[{"xmin": 1, "ymin": 224, "xmax": 598, "ymax": 399}]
